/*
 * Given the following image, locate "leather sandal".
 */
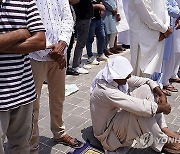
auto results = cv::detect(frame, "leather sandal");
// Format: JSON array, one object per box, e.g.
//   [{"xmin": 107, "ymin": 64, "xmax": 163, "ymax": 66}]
[
  {"xmin": 169, "ymin": 78, "xmax": 180, "ymax": 83},
  {"xmin": 163, "ymin": 84, "xmax": 178, "ymax": 92},
  {"xmin": 54, "ymin": 134, "xmax": 80, "ymax": 148}
]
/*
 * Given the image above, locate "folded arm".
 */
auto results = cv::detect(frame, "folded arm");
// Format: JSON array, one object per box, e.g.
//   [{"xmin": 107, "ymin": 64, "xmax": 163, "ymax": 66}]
[{"xmin": 0, "ymin": 31, "xmax": 46, "ymax": 54}]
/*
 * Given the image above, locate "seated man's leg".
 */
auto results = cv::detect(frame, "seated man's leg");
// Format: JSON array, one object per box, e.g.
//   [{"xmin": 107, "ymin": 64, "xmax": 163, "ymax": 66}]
[
  {"xmin": 112, "ymin": 85, "xmax": 168, "ymax": 151},
  {"xmin": 112, "ymin": 110, "xmax": 168, "ymax": 152}
]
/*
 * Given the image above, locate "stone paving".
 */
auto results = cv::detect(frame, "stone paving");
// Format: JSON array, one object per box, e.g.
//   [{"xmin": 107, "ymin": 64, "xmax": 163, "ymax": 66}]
[{"xmin": 37, "ymin": 49, "xmax": 180, "ymax": 154}]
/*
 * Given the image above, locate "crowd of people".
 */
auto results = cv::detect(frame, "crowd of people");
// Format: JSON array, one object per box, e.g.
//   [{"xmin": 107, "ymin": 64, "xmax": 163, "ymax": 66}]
[{"xmin": 0, "ymin": 0, "xmax": 179, "ymax": 154}]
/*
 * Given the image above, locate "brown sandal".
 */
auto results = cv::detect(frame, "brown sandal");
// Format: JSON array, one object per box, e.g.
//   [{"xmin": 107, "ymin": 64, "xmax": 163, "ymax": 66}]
[
  {"xmin": 54, "ymin": 134, "xmax": 80, "ymax": 147},
  {"xmin": 163, "ymin": 85, "xmax": 178, "ymax": 92},
  {"xmin": 169, "ymin": 78, "xmax": 180, "ymax": 83}
]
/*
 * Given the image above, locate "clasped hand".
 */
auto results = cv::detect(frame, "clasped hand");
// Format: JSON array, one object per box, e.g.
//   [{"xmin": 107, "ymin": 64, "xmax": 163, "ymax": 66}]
[{"xmin": 47, "ymin": 41, "xmax": 67, "ymax": 69}]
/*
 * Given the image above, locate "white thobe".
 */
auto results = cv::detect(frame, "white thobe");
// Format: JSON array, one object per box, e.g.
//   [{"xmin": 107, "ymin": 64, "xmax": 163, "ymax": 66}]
[
  {"xmin": 129, "ymin": 0, "xmax": 170, "ymax": 76},
  {"xmin": 116, "ymin": 0, "xmax": 129, "ymax": 33},
  {"xmin": 90, "ymin": 76, "xmax": 168, "ymax": 153},
  {"xmin": 117, "ymin": 0, "xmax": 130, "ymax": 45},
  {"xmin": 172, "ymin": 1, "xmax": 180, "ymax": 79}
]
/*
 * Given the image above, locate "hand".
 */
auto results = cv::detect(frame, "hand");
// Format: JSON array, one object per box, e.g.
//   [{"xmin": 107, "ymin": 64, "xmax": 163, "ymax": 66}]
[
  {"xmin": 159, "ymin": 32, "xmax": 166, "ymax": 41},
  {"xmin": 164, "ymin": 26, "xmax": 172, "ymax": 38},
  {"xmin": 56, "ymin": 54, "xmax": 66, "ymax": 70},
  {"xmin": 112, "ymin": 8, "xmax": 117, "ymax": 16},
  {"xmin": 99, "ymin": 4, "xmax": 105, "ymax": 11},
  {"xmin": 175, "ymin": 17, "xmax": 180, "ymax": 29},
  {"xmin": 116, "ymin": 14, "xmax": 121, "ymax": 22},
  {"xmin": 49, "ymin": 52, "xmax": 66, "ymax": 69},
  {"xmin": 17, "ymin": 29, "xmax": 31, "ymax": 40},
  {"xmin": 47, "ymin": 40, "xmax": 67, "ymax": 58},
  {"xmin": 156, "ymin": 103, "xmax": 171, "ymax": 115},
  {"xmin": 157, "ymin": 94, "xmax": 167, "ymax": 104}
]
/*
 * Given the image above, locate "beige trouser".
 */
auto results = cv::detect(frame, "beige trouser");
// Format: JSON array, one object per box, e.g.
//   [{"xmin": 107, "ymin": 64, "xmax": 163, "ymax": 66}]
[
  {"xmin": 0, "ymin": 103, "xmax": 33, "ymax": 154},
  {"xmin": 113, "ymin": 85, "xmax": 168, "ymax": 152},
  {"xmin": 30, "ymin": 60, "xmax": 66, "ymax": 153}
]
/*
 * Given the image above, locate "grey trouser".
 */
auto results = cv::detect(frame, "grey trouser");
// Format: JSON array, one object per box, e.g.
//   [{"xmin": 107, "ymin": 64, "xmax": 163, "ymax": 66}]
[
  {"xmin": 0, "ymin": 103, "xmax": 33, "ymax": 154},
  {"xmin": 72, "ymin": 19, "xmax": 91, "ymax": 68}
]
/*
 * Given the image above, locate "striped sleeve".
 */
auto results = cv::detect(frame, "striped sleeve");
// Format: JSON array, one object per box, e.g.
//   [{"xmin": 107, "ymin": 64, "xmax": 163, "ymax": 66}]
[{"xmin": 26, "ymin": 0, "xmax": 45, "ymax": 32}]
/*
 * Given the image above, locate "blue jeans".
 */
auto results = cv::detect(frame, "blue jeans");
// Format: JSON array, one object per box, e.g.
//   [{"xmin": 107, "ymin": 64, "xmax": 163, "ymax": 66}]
[{"xmin": 86, "ymin": 19, "xmax": 105, "ymax": 58}]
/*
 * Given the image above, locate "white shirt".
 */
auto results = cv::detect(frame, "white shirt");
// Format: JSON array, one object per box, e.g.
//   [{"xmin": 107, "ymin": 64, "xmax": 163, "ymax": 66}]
[{"xmin": 29, "ymin": 0, "xmax": 74, "ymax": 61}]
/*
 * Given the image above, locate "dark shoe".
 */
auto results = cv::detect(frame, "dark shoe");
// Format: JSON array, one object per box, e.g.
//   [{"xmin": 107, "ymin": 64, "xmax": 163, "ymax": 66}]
[
  {"xmin": 110, "ymin": 48, "xmax": 120, "ymax": 54},
  {"xmin": 104, "ymin": 50, "xmax": 113, "ymax": 57},
  {"xmin": 115, "ymin": 45, "xmax": 126, "ymax": 51},
  {"xmin": 54, "ymin": 134, "xmax": 82, "ymax": 148},
  {"xmin": 122, "ymin": 44, "xmax": 130, "ymax": 49},
  {"xmin": 66, "ymin": 67, "xmax": 79, "ymax": 76},
  {"xmin": 169, "ymin": 78, "xmax": 180, "ymax": 83}
]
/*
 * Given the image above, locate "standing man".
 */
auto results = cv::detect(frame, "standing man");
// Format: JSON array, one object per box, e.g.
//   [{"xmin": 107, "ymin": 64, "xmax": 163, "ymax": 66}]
[
  {"xmin": 0, "ymin": 0, "xmax": 46, "ymax": 153},
  {"xmin": 71, "ymin": 0, "xmax": 93, "ymax": 74},
  {"xmin": 161, "ymin": 0, "xmax": 180, "ymax": 95},
  {"xmin": 86, "ymin": 0, "xmax": 108, "ymax": 65},
  {"xmin": 129, "ymin": 0, "xmax": 171, "ymax": 77},
  {"xmin": 29, "ymin": 0, "xmax": 78, "ymax": 153}
]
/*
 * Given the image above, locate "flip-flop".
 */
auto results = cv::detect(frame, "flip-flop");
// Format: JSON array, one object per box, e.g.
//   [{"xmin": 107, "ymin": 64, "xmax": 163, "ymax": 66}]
[
  {"xmin": 169, "ymin": 78, "xmax": 180, "ymax": 83},
  {"xmin": 163, "ymin": 85, "xmax": 178, "ymax": 92}
]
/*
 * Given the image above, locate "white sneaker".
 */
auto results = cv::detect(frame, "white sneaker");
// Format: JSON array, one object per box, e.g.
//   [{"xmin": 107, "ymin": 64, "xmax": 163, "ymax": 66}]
[
  {"xmin": 83, "ymin": 64, "xmax": 92, "ymax": 69},
  {"xmin": 87, "ymin": 56, "xmax": 100, "ymax": 65},
  {"xmin": 97, "ymin": 54, "xmax": 108, "ymax": 62},
  {"xmin": 74, "ymin": 67, "xmax": 89, "ymax": 74}
]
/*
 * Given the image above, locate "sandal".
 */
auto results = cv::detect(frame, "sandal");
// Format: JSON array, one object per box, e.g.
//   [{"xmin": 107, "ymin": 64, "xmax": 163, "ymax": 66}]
[
  {"xmin": 162, "ymin": 89, "xmax": 171, "ymax": 96},
  {"xmin": 163, "ymin": 84, "xmax": 178, "ymax": 92},
  {"xmin": 54, "ymin": 134, "xmax": 81, "ymax": 148},
  {"xmin": 169, "ymin": 78, "xmax": 180, "ymax": 83}
]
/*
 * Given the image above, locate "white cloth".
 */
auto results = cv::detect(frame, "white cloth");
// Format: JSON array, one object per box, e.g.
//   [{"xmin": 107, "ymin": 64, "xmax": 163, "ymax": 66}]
[
  {"xmin": 117, "ymin": 0, "xmax": 130, "ymax": 45},
  {"xmin": 90, "ymin": 56, "xmax": 133, "ymax": 93},
  {"xmin": 129, "ymin": 0, "xmax": 170, "ymax": 75},
  {"xmin": 29, "ymin": 0, "xmax": 74, "ymax": 61},
  {"xmin": 116, "ymin": 0, "xmax": 129, "ymax": 33}
]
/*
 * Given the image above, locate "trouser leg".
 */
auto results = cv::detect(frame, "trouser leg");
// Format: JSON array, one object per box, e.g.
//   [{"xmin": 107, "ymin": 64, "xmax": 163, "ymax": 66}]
[
  {"xmin": 7, "ymin": 103, "xmax": 33, "ymax": 154},
  {"xmin": 30, "ymin": 60, "xmax": 48, "ymax": 153},
  {"xmin": 47, "ymin": 62, "xmax": 66, "ymax": 139},
  {"xmin": 113, "ymin": 85, "xmax": 168, "ymax": 152},
  {"xmin": 72, "ymin": 19, "xmax": 91, "ymax": 68}
]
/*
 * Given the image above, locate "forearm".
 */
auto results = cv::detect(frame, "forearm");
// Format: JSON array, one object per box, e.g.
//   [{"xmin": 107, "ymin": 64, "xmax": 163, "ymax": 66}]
[
  {"xmin": 153, "ymin": 86, "xmax": 166, "ymax": 97},
  {"xmin": 0, "ymin": 32, "xmax": 46, "ymax": 54},
  {"xmin": 0, "ymin": 30, "xmax": 27, "ymax": 51}
]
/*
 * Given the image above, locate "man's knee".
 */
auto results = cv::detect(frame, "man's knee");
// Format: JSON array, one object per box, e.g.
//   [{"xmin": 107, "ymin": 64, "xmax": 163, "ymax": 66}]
[{"xmin": 131, "ymin": 84, "xmax": 155, "ymax": 101}]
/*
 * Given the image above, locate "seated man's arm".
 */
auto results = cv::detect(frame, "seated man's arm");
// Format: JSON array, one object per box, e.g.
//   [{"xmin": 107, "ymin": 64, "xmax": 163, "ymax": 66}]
[
  {"xmin": 0, "ymin": 31, "xmax": 46, "ymax": 54},
  {"xmin": 0, "ymin": 29, "xmax": 31, "ymax": 51},
  {"xmin": 128, "ymin": 75, "xmax": 158, "ymax": 90}
]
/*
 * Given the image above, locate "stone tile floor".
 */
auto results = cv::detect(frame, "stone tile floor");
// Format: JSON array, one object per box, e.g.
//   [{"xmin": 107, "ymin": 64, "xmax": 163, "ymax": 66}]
[{"xmin": 35, "ymin": 50, "xmax": 180, "ymax": 154}]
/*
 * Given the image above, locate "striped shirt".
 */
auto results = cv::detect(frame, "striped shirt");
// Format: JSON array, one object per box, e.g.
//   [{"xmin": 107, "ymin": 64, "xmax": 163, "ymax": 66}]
[{"xmin": 0, "ymin": 0, "xmax": 45, "ymax": 111}]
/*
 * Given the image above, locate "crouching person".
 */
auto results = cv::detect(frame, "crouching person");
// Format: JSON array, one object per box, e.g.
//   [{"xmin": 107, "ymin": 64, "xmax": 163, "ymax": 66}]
[{"xmin": 90, "ymin": 56, "xmax": 180, "ymax": 153}]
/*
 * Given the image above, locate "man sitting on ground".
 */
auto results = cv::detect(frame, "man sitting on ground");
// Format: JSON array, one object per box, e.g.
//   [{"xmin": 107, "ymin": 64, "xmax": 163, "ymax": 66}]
[{"xmin": 90, "ymin": 56, "xmax": 180, "ymax": 153}]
